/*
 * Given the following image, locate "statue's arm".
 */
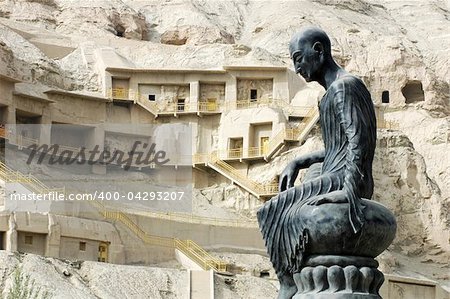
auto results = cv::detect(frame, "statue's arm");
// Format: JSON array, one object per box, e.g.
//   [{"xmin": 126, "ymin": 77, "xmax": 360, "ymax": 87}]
[
  {"xmin": 293, "ymin": 150, "xmax": 325, "ymax": 168},
  {"xmin": 279, "ymin": 150, "xmax": 325, "ymax": 191},
  {"xmin": 334, "ymin": 85, "xmax": 366, "ymax": 233}
]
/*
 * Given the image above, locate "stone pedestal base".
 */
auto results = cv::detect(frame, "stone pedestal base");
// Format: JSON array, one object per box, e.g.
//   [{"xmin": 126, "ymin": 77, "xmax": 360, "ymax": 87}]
[
  {"xmin": 292, "ymin": 255, "xmax": 384, "ymax": 299},
  {"xmin": 294, "ymin": 294, "xmax": 380, "ymax": 299}
]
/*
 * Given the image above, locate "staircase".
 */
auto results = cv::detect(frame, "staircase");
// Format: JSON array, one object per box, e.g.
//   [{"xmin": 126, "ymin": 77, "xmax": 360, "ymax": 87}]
[
  {"xmin": 207, "ymin": 152, "xmax": 278, "ymax": 198},
  {"xmin": 0, "ymin": 163, "xmax": 228, "ymax": 272},
  {"xmin": 296, "ymin": 107, "xmax": 321, "ymax": 143},
  {"xmin": 135, "ymin": 94, "xmax": 159, "ymax": 117},
  {"xmin": 193, "ymin": 107, "xmax": 319, "ymax": 199},
  {"xmin": 91, "ymin": 200, "xmax": 228, "ymax": 272},
  {"xmin": 0, "ymin": 161, "xmax": 65, "ymax": 195},
  {"xmin": 265, "ymin": 107, "xmax": 319, "ymax": 160}
]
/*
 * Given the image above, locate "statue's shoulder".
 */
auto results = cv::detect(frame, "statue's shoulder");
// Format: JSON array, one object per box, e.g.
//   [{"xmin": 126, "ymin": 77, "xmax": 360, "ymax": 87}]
[
  {"xmin": 324, "ymin": 74, "xmax": 371, "ymax": 110},
  {"xmin": 326, "ymin": 74, "xmax": 369, "ymax": 101},
  {"xmin": 329, "ymin": 74, "xmax": 366, "ymax": 92}
]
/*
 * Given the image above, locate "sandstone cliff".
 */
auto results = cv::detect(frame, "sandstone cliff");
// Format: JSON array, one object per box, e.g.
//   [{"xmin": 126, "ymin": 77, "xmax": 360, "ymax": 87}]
[{"xmin": 0, "ymin": 0, "xmax": 448, "ymax": 295}]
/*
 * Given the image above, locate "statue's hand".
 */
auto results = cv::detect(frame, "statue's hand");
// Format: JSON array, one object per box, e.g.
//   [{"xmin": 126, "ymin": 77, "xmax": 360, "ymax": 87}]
[
  {"xmin": 304, "ymin": 190, "xmax": 348, "ymax": 206},
  {"xmin": 279, "ymin": 161, "xmax": 300, "ymax": 192}
]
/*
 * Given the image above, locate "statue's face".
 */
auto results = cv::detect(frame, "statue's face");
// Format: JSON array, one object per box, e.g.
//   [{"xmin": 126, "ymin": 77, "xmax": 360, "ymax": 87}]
[{"xmin": 291, "ymin": 41, "xmax": 323, "ymax": 83}]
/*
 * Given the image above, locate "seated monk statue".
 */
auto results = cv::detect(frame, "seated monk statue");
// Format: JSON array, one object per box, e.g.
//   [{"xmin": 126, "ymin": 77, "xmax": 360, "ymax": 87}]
[{"xmin": 257, "ymin": 27, "xmax": 377, "ymax": 298}]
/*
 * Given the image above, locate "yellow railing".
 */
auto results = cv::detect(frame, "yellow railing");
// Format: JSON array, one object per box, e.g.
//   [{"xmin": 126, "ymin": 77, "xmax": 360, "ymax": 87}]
[
  {"xmin": 285, "ymin": 128, "xmax": 301, "ymax": 140},
  {"xmin": 265, "ymin": 106, "xmax": 319, "ymax": 157},
  {"xmin": 222, "ymin": 148, "xmax": 243, "ymax": 159},
  {"xmin": 229, "ymin": 98, "xmax": 315, "ymax": 118},
  {"xmin": 92, "ymin": 201, "xmax": 227, "ymax": 271},
  {"xmin": 131, "ymin": 210, "xmax": 257, "ymax": 228},
  {"xmin": 191, "ymin": 107, "xmax": 319, "ymax": 197},
  {"xmin": 193, "ymin": 145, "xmax": 269, "ymax": 162},
  {"xmin": 111, "ymin": 89, "xmax": 321, "ymax": 128},
  {"xmin": 209, "ymin": 151, "xmax": 278, "ymax": 196},
  {"xmin": 248, "ymin": 146, "xmax": 267, "ymax": 158},
  {"xmin": 377, "ymin": 120, "xmax": 400, "ymax": 130},
  {"xmin": 192, "ymin": 153, "xmax": 210, "ymax": 164},
  {"xmin": 7, "ymin": 134, "xmax": 86, "ymax": 161},
  {"xmin": 135, "ymin": 93, "xmax": 222, "ymax": 114},
  {"xmin": 0, "ymin": 161, "xmax": 65, "ymax": 195},
  {"xmin": 1, "ymin": 158, "xmax": 256, "ymax": 227},
  {"xmin": 284, "ymin": 106, "xmax": 315, "ymax": 117},
  {"xmin": 0, "ymin": 162, "xmax": 251, "ymax": 271},
  {"xmin": 112, "ymin": 88, "xmax": 316, "ymax": 117},
  {"xmin": 175, "ymin": 239, "xmax": 227, "ymax": 271},
  {"xmin": 266, "ymin": 128, "xmax": 289, "ymax": 156},
  {"xmin": 107, "ymin": 88, "xmax": 130, "ymax": 100},
  {"xmin": 153, "ymin": 101, "xmax": 222, "ymax": 114},
  {"xmin": 222, "ymin": 98, "xmax": 287, "ymax": 111},
  {"xmin": 198, "ymin": 101, "xmax": 219, "ymax": 112},
  {"xmin": 216, "ymin": 146, "xmax": 268, "ymax": 160},
  {"xmin": 236, "ymin": 98, "xmax": 276, "ymax": 109}
]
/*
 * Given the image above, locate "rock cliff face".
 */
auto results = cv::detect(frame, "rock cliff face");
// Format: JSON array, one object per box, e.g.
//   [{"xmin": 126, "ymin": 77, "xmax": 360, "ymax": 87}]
[
  {"xmin": 245, "ymin": 130, "xmax": 449, "ymax": 255},
  {"xmin": 245, "ymin": 129, "xmax": 449, "ymax": 288},
  {"xmin": 0, "ymin": 0, "xmax": 448, "ymax": 110},
  {"xmin": 374, "ymin": 131, "xmax": 449, "ymax": 256},
  {"xmin": 0, "ymin": 251, "xmax": 188, "ymax": 299},
  {"xmin": 0, "ymin": 0, "xmax": 448, "ymax": 293}
]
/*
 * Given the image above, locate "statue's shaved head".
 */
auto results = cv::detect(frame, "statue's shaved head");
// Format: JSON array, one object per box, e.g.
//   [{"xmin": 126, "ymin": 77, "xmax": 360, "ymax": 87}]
[
  {"xmin": 289, "ymin": 26, "xmax": 332, "ymax": 59},
  {"xmin": 289, "ymin": 26, "xmax": 335, "ymax": 83}
]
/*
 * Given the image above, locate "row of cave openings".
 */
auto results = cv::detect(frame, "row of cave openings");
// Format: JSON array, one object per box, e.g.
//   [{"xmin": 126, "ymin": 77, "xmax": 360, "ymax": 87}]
[{"xmin": 381, "ymin": 80, "xmax": 425, "ymax": 104}]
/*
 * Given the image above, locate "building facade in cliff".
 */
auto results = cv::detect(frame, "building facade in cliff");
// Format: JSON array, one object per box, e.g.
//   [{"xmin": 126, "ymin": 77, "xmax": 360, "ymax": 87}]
[
  {"xmin": 0, "ymin": 65, "xmax": 319, "ymax": 264},
  {"xmin": 0, "ymin": 64, "xmax": 399, "ymax": 266}
]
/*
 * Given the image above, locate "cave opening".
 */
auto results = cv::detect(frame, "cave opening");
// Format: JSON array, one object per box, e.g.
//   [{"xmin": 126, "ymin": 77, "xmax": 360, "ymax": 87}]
[
  {"xmin": 402, "ymin": 81, "xmax": 424, "ymax": 104},
  {"xmin": 116, "ymin": 25, "xmax": 125, "ymax": 37},
  {"xmin": 381, "ymin": 90, "xmax": 390, "ymax": 104}
]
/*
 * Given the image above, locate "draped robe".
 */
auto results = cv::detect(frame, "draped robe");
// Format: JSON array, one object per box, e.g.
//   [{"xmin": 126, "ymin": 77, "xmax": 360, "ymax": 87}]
[{"xmin": 257, "ymin": 74, "xmax": 377, "ymax": 276}]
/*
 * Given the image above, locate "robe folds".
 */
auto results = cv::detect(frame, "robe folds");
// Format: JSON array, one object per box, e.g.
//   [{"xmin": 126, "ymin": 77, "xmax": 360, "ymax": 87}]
[{"xmin": 257, "ymin": 74, "xmax": 377, "ymax": 275}]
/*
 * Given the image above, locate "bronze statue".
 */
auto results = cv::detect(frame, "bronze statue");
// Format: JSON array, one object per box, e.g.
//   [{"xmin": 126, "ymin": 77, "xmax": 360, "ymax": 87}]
[{"xmin": 257, "ymin": 27, "xmax": 396, "ymax": 299}]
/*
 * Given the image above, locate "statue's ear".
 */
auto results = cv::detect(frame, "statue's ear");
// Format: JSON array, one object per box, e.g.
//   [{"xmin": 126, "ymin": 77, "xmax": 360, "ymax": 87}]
[{"xmin": 312, "ymin": 42, "xmax": 324, "ymax": 55}]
